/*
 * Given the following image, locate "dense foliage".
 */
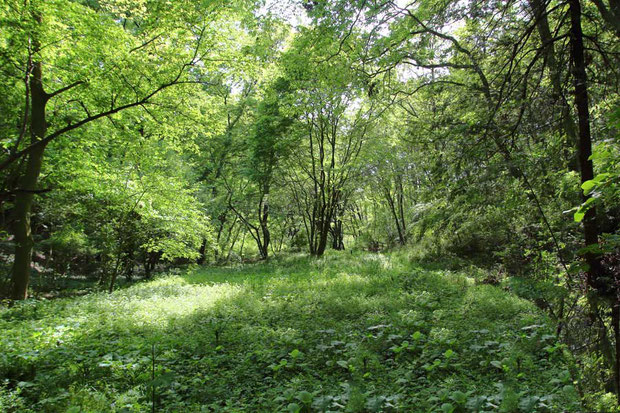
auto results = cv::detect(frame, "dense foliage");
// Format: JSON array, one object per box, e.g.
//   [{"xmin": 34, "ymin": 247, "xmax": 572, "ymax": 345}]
[
  {"xmin": 1, "ymin": 253, "xmax": 581, "ymax": 412},
  {"xmin": 1, "ymin": 0, "xmax": 618, "ymax": 410}
]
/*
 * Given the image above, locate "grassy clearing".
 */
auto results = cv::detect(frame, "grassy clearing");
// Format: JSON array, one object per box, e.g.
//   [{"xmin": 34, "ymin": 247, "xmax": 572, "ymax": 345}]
[{"xmin": 1, "ymin": 252, "xmax": 579, "ymax": 412}]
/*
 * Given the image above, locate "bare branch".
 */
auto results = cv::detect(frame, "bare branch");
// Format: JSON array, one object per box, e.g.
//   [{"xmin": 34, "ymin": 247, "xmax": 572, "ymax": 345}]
[{"xmin": 47, "ymin": 80, "xmax": 86, "ymax": 99}]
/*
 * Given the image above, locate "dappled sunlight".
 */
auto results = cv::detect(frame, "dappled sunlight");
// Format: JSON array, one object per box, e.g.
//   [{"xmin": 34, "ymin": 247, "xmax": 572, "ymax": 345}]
[
  {"xmin": 307, "ymin": 272, "xmax": 370, "ymax": 288},
  {"xmin": 460, "ymin": 285, "xmax": 538, "ymax": 323},
  {"xmin": 0, "ymin": 275, "xmax": 248, "ymax": 361},
  {"xmin": 1, "ymin": 253, "xmax": 579, "ymax": 412}
]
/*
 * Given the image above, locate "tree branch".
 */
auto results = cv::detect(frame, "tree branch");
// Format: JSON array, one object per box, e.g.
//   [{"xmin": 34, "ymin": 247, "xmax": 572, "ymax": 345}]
[{"xmin": 47, "ymin": 80, "xmax": 86, "ymax": 99}]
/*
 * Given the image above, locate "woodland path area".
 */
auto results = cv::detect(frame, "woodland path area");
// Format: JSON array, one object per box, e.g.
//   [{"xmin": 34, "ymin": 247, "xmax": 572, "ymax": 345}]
[{"xmin": 1, "ymin": 253, "xmax": 579, "ymax": 412}]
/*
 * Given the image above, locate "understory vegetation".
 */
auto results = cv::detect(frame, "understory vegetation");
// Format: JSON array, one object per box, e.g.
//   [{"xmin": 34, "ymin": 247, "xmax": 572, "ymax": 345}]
[{"xmin": 1, "ymin": 253, "xmax": 581, "ymax": 412}]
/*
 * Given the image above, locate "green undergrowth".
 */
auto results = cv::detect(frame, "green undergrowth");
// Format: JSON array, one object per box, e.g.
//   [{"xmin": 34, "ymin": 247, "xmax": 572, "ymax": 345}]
[{"xmin": 0, "ymin": 252, "xmax": 580, "ymax": 412}]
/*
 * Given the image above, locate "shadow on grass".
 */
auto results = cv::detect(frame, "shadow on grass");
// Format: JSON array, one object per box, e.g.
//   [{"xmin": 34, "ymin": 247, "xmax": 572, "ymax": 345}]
[{"xmin": 0, "ymin": 251, "xmax": 576, "ymax": 412}]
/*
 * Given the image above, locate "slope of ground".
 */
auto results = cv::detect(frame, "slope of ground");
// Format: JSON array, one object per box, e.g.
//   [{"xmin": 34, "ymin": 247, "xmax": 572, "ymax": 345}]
[{"xmin": 1, "ymin": 252, "xmax": 579, "ymax": 412}]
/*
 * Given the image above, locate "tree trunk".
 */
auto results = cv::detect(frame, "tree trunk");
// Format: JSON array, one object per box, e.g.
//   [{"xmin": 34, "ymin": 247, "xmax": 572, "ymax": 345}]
[
  {"xmin": 331, "ymin": 219, "xmax": 345, "ymax": 250},
  {"xmin": 613, "ymin": 303, "xmax": 620, "ymax": 398},
  {"xmin": 226, "ymin": 220, "xmax": 242, "ymax": 260},
  {"xmin": 396, "ymin": 176, "xmax": 407, "ymax": 242},
  {"xmin": 568, "ymin": 0, "xmax": 603, "ymax": 287},
  {"xmin": 11, "ymin": 54, "xmax": 47, "ymax": 300},
  {"xmin": 197, "ymin": 238, "xmax": 207, "ymax": 265},
  {"xmin": 108, "ymin": 254, "xmax": 122, "ymax": 293},
  {"xmin": 239, "ymin": 231, "xmax": 246, "ymax": 258},
  {"xmin": 315, "ymin": 217, "xmax": 330, "ymax": 257},
  {"xmin": 528, "ymin": 0, "xmax": 579, "ymax": 170},
  {"xmin": 144, "ymin": 259, "xmax": 152, "ymax": 279},
  {"xmin": 384, "ymin": 186, "xmax": 406, "ymax": 246},
  {"xmin": 258, "ymin": 192, "xmax": 270, "ymax": 260},
  {"xmin": 568, "ymin": 0, "xmax": 617, "ymax": 401}
]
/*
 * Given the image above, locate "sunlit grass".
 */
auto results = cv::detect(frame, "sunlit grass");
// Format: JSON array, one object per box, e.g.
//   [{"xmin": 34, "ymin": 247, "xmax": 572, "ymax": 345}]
[{"xmin": 0, "ymin": 252, "xmax": 579, "ymax": 412}]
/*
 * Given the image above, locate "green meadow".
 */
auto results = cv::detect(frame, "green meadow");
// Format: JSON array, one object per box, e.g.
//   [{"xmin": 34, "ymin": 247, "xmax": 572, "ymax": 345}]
[{"xmin": 1, "ymin": 253, "xmax": 579, "ymax": 412}]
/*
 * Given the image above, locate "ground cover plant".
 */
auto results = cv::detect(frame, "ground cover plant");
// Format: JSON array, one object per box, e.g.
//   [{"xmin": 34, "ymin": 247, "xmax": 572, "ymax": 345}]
[{"xmin": 1, "ymin": 253, "xmax": 580, "ymax": 412}]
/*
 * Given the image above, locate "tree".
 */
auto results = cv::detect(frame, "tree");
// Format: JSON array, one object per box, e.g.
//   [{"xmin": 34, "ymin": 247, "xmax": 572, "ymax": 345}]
[
  {"xmin": 1, "ymin": 0, "xmax": 253, "ymax": 299},
  {"xmin": 281, "ymin": 30, "xmax": 378, "ymax": 256},
  {"xmin": 228, "ymin": 79, "xmax": 293, "ymax": 259}
]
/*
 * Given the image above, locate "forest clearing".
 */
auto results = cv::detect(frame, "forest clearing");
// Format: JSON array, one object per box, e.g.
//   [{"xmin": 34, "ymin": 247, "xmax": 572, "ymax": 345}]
[
  {"xmin": 1, "ymin": 0, "xmax": 618, "ymax": 411},
  {"xmin": 1, "ymin": 253, "xmax": 581, "ymax": 412}
]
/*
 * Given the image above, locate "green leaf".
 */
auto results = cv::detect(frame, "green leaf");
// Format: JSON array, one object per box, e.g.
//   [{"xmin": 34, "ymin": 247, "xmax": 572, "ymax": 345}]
[
  {"xmin": 287, "ymin": 402, "xmax": 301, "ymax": 413},
  {"xmin": 589, "ymin": 150, "xmax": 611, "ymax": 161},
  {"xmin": 577, "ymin": 244, "xmax": 603, "ymax": 255},
  {"xmin": 440, "ymin": 402, "xmax": 455, "ymax": 413},
  {"xmin": 150, "ymin": 372, "xmax": 175, "ymax": 387},
  {"xmin": 581, "ymin": 180, "xmax": 596, "ymax": 194},
  {"xmin": 297, "ymin": 390, "xmax": 313, "ymax": 405},
  {"xmin": 574, "ymin": 210, "xmax": 585, "ymax": 223},
  {"xmin": 337, "ymin": 360, "xmax": 349, "ymax": 369},
  {"xmin": 451, "ymin": 390, "xmax": 467, "ymax": 405},
  {"xmin": 593, "ymin": 173, "xmax": 611, "ymax": 182},
  {"xmin": 574, "ymin": 197, "xmax": 597, "ymax": 222}
]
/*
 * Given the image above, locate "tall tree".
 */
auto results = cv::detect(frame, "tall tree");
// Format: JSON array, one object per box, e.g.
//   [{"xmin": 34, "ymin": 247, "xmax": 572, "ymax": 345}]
[
  {"xmin": 2, "ymin": 0, "xmax": 253, "ymax": 299},
  {"xmin": 228, "ymin": 79, "xmax": 294, "ymax": 259}
]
